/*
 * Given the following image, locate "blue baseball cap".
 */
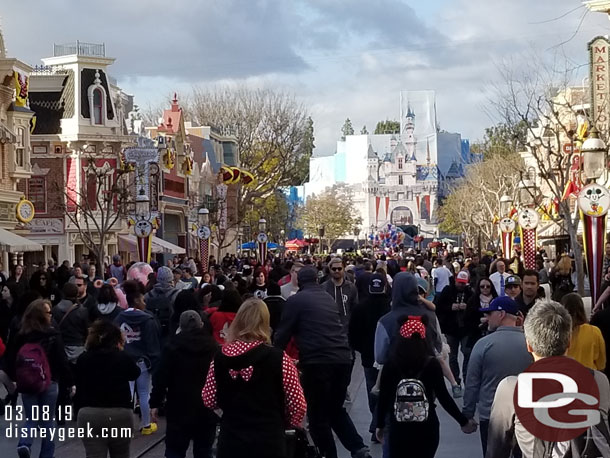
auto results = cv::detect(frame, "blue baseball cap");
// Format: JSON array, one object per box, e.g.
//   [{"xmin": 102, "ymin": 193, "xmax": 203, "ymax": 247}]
[{"xmin": 479, "ymin": 296, "xmax": 519, "ymax": 314}]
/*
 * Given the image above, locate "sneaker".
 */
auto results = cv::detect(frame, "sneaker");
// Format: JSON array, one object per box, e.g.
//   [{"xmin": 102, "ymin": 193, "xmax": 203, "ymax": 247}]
[
  {"xmin": 141, "ymin": 422, "xmax": 158, "ymax": 435},
  {"xmin": 352, "ymin": 447, "xmax": 372, "ymax": 458},
  {"xmin": 17, "ymin": 445, "xmax": 31, "ymax": 458},
  {"xmin": 452, "ymin": 385, "xmax": 463, "ymax": 398}
]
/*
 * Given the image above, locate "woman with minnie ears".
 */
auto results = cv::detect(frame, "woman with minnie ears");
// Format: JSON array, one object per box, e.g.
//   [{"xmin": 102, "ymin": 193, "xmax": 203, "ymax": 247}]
[{"xmin": 375, "ymin": 316, "xmax": 477, "ymax": 457}]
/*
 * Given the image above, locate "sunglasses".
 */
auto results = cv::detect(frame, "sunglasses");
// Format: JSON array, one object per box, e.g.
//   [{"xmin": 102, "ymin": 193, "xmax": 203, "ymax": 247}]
[
  {"xmin": 480, "ymin": 284, "xmax": 491, "ymax": 289},
  {"xmin": 331, "ymin": 267, "xmax": 343, "ymax": 272}
]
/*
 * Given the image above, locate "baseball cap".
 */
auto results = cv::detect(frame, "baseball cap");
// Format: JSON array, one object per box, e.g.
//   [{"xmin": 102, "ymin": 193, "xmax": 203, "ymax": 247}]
[
  {"xmin": 506, "ymin": 275, "xmax": 522, "ymax": 286},
  {"xmin": 456, "ymin": 271, "xmax": 470, "ymax": 284},
  {"xmin": 479, "ymin": 296, "xmax": 519, "ymax": 314},
  {"xmin": 179, "ymin": 310, "xmax": 203, "ymax": 332},
  {"xmin": 369, "ymin": 273, "xmax": 386, "ymax": 295}
]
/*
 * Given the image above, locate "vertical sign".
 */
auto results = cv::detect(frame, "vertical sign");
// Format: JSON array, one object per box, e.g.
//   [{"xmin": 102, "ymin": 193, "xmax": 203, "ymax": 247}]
[{"xmin": 589, "ymin": 36, "xmax": 610, "ymax": 138}]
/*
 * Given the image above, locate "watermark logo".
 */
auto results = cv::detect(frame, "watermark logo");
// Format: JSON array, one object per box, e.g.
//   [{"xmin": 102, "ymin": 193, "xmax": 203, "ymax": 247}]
[{"xmin": 513, "ymin": 356, "xmax": 600, "ymax": 441}]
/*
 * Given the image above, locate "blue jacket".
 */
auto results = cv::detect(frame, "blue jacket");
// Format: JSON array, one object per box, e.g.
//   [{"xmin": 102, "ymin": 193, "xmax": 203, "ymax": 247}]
[
  {"xmin": 374, "ymin": 272, "xmax": 442, "ymax": 364},
  {"xmin": 114, "ymin": 308, "xmax": 161, "ymax": 373}
]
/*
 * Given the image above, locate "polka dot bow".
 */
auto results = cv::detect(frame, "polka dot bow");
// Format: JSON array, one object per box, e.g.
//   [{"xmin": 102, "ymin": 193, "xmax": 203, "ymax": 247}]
[{"xmin": 400, "ymin": 316, "xmax": 426, "ymax": 339}]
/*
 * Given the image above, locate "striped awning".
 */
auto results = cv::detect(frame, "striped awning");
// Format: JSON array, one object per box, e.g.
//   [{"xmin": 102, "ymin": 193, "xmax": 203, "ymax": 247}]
[{"xmin": 0, "ymin": 228, "xmax": 43, "ymax": 252}]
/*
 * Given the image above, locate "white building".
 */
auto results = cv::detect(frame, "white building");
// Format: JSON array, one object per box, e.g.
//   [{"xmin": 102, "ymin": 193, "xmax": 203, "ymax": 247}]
[{"xmin": 304, "ymin": 91, "xmax": 473, "ymax": 241}]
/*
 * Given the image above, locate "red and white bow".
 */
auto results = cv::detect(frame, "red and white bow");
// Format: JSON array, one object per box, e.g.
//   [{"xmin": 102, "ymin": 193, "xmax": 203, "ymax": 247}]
[{"xmin": 229, "ymin": 366, "xmax": 254, "ymax": 381}]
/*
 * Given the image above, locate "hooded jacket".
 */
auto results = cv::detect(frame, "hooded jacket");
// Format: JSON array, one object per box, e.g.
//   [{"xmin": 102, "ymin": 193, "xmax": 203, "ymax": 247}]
[
  {"xmin": 114, "ymin": 308, "xmax": 161, "ymax": 372},
  {"xmin": 144, "ymin": 283, "xmax": 180, "ymax": 337},
  {"xmin": 321, "ymin": 277, "xmax": 358, "ymax": 330},
  {"xmin": 52, "ymin": 298, "xmax": 90, "ymax": 347},
  {"xmin": 374, "ymin": 272, "xmax": 443, "ymax": 365},
  {"xmin": 274, "ymin": 268, "xmax": 351, "ymax": 365},
  {"xmin": 94, "ymin": 301, "xmax": 121, "ymax": 322},
  {"xmin": 149, "ymin": 327, "xmax": 218, "ymax": 426}
]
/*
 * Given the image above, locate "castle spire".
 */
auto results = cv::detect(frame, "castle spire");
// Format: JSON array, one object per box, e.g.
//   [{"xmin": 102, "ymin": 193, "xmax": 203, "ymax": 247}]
[
  {"xmin": 426, "ymin": 138, "xmax": 431, "ymax": 165},
  {"xmin": 0, "ymin": 24, "xmax": 6, "ymax": 58}
]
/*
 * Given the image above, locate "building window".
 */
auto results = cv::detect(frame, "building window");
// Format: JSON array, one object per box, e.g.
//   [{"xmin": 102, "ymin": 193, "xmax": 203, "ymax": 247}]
[
  {"xmin": 93, "ymin": 88, "xmax": 103, "ymax": 125},
  {"xmin": 16, "ymin": 127, "xmax": 25, "ymax": 167},
  {"xmin": 397, "ymin": 192, "xmax": 405, "ymax": 200},
  {"xmin": 398, "ymin": 175, "xmax": 403, "ymax": 185},
  {"xmin": 398, "ymin": 157, "xmax": 403, "ymax": 170},
  {"xmin": 28, "ymin": 177, "xmax": 47, "ymax": 213}
]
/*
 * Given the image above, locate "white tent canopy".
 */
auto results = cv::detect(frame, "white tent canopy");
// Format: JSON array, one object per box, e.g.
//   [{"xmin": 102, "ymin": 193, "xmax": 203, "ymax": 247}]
[{"xmin": 0, "ymin": 228, "xmax": 43, "ymax": 252}]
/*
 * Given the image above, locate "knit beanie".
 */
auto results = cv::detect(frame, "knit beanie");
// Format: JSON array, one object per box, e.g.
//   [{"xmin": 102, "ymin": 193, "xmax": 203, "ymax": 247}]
[{"xmin": 156, "ymin": 266, "xmax": 173, "ymax": 286}]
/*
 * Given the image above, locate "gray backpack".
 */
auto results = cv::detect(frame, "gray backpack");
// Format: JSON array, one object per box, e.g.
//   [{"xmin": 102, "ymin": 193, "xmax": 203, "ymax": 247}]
[{"xmin": 394, "ymin": 359, "xmax": 431, "ymax": 423}]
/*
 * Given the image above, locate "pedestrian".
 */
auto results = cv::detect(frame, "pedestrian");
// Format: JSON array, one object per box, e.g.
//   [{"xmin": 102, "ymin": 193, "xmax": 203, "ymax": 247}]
[
  {"xmin": 514, "ymin": 270, "xmax": 542, "ymax": 317},
  {"xmin": 431, "ymin": 260, "xmax": 452, "ymax": 296},
  {"xmin": 208, "ymin": 289, "xmax": 242, "ymax": 344},
  {"xmin": 462, "ymin": 296, "xmax": 532, "ymax": 456},
  {"xmin": 503, "ymin": 275, "xmax": 522, "ymax": 301},
  {"xmin": 151, "ymin": 311, "xmax": 219, "ymax": 458},
  {"xmin": 109, "ymin": 255, "xmax": 127, "ymax": 284},
  {"xmin": 489, "ymin": 260, "xmax": 510, "ymax": 297},
  {"xmin": 203, "ymin": 298, "xmax": 306, "ymax": 458},
  {"xmin": 85, "ymin": 263, "xmax": 102, "ymax": 298},
  {"xmin": 249, "ymin": 267, "xmax": 268, "ymax": 299},
  {"xmin": 486, "ymin": 300, "xmax": 610, "ymax": 457},
  {"xmin": 182, "ymin": 268, "xmax": 199, "ymax": 290},
  {"xmin": 375, "ymin": 316, "xmax": 476, "ymax": 457},
  {"xmin": 434, "ymin": 270, "xmax": 477, "ymax": 396},
  {"xmin": 561, "ymin": 293, "xmax": 606, "ymax": 371},
  {"xmin": 348, "ymin": 273, "xmax": 391, "ymax": 442},
  {"xmin": 114, "ymin": 280, "xmax": 161, "ymax": 435},
  {"xmin": 274, "ymin": 267, "xmax": 372, "ymax": 458},
  {"xmin": 550, "ymin": 254, "xmax": 574, "ymax": 302},
  {"xmin": 5, "ymin": 299, "xmax": 72, "ymax": 458},
  {"xmin": 592, "ymin": 302, "xmax": 610, "ymax": 381},
  {"xmin": 74, "ymin": 274, "xmax": 98, "ymax": 321},
  {"xmin": 280, "ymin": 262, "xmax": 303, "ymax": 299},
  {"xmin": 322, "ymin": 257, "xmax": 359, "ymax": 333},
  {"xmin": 145, "ymin": 266, "xmax": 180, "ymax": 342},
  {"xmin": 29, "ymin": 271, "xmax": 62, "ymax": 306},
  {"xmin": 264, "ymin": 281, "xmax": 286, "ymax": 339},
  {"xmin": 466, "ymin": 277, "xmax": 498, "ymax": 319},
  {"xmin": 7, "ymin": 264, "xmax": 29, "ymax": 299},
  {"xmin": 92, "ymin": 283, "xmax": 122, "ymax": 322},
  {"xmin": 74, "ymin": 320, "xmax": 140, "ymax": 458}
]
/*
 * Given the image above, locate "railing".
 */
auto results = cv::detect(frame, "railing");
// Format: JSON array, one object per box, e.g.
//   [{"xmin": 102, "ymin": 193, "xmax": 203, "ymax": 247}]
[
  {"xmin": 31, "ymin": 65, "xmax": 69, "ymax": 75},
  {"xmin": 53, "ymin": 41, "xmax": 106, "ymax": 58}
]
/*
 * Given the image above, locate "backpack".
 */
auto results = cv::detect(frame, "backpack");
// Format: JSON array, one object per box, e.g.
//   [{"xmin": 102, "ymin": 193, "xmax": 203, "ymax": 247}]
[
  {"xmin": 394, "ymin": 359, "xmax": 431, "ymax": 423},
  {"xmin": 15, "ymin": 343, "xmax": 52, "ymax": 394}
]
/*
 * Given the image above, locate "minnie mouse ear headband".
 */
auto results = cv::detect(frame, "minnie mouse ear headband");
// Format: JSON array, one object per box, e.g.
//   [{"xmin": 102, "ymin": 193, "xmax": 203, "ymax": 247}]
[{"xmin": 399, "ymin": 316, "xmax": 426, "ymax": 339}]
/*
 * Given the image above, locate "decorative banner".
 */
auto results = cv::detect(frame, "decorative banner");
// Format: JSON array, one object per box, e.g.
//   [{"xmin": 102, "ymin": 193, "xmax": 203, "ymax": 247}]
[
  {"xmin": 499, "ymin": 217, "xmax": 516, "ymax": 259},
  {"xmin": 14, "ymin": 72, "xmax": 28, "ymax": 107},
  {"xmin": 229, "ymin": 167, "xmax": 241, "ymax": 184},
  {"xmin": 385, "ymin": 196, "xmax": 390, "ymax": 220},
  {"xmin": 579, "ymin": 183, "xmax": 610, "ymax": 300},
  {"xmin": 518, "ymin": 209, "xmax": 540, "ymax": 270},
  {"xmin": 416, "ymin": 195, "xmax": 420, "ymax": 214},
  {"xmin": 241, "ymin": 170, "xmax": 255, "ymax": 187},
  {"xmin": 256, "ymin": 232, "xmax": 268, "ymax": 264},
  {"xmin": 375, "ymin": 196, "xmax": 381, "ymax": 225},
  {"xmin": 220, "ymin": 166, "xmax": 234, "ymax": 183},
  {"xmin": 200, "ymin": 237, "xmax": 210, "ymax": 274},
  {"xmin": 137, "ymin": 235, "xmax": 152, "ymax": 264}
]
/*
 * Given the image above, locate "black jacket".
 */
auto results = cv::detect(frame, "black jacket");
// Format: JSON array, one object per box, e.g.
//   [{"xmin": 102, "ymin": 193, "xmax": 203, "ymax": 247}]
[
  {"xmin": 349, "ymin": 293, "xmax": 391, "ymax": 367},
  {"xmin": 434, "ymin": 284, "xmax": 477, "ymax": 337},
  {"xmin": 274, "ymin": 282, "xmax": 352, "ymax": 365},
  {"xmin": 149, "ymin": 328, "xmax": 218, "ymax": 426},
  {"xmin": 264, "ymin": 295, "xmax": 285, "ymax": 339},
  {"xmin": 52, "ymin": 299, "xmax": 90, "ymax": 347},
  {"xmin": 74, "ymin": 348, "xmax": 140, "ymax": 410},
  {"xmin": 5, "ymin": 327, "xmax": 72, "ymax": 384}
]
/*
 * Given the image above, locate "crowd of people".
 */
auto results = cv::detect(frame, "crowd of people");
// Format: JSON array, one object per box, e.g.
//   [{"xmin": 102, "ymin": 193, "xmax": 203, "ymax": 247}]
[{"xmin": 0, "ymin": 245, "xmax": 608, "ymax": 458}]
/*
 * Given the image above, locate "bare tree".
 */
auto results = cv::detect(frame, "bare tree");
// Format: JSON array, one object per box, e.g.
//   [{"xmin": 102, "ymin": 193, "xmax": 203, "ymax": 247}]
[
  {"xmin": 54, "ymin": 157, "xmax": 132, "ymax": 271},
  {"xmin": 491, "ymin": 55, "xmax": 592, "ymax": 293}
]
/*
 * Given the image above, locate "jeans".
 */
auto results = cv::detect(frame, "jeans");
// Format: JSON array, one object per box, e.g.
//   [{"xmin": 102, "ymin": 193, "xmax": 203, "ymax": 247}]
[
  {"xmin": 19, "ymin": 382, "xmax": 59, "ymax": 458},
  {"xmin": 363, "ymin": 366, "xmax": 379, "ymax": 433},
  {"xmin": 300, "ymin": 363, "xmax": 366, "ymax": 458},
  {"xmin": 165, "ymin": 421, "xmax": 215, "ymax": 458},
  {"xmin": 130, "ymin": 359, "xmax": 151, "ymax": 429},
  {"xmin": 77, "ymin": 407, "xmax": 133, "ymax": 458},
  {"xmin": 445, "ymin": 334, "xmax": 473, "ymax": 385}
]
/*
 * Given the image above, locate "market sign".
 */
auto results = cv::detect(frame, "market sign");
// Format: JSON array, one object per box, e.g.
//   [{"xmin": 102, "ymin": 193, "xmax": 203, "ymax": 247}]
[{"xmin": 589, "ymin": 36, "xmax": 610, "ymax": 137}]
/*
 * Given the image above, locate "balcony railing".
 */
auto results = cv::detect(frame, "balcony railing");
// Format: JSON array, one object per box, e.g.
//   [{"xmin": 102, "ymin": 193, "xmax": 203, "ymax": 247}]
[{"xmin": 53, "ymin": 41, "xmax": 106, "ymax": 58}]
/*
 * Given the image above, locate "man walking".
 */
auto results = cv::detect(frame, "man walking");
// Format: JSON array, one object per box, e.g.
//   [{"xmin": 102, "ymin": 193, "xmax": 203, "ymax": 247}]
[
  {"xmin": 514, "ymin": 270, "xmax": 542, "ymax": 317},
  {"xmin": 432, "ymin": 259, "xmax": 452, "ymax": 296},
  {"xmin": 489, "ymin": 260, "xmax": 510, "ymax": 297},
  {"xmin": 322, "ymin": 258, "xmax": 358, "ymax": 332},
  {"xmin": 274, "ymin": 267, "xmax": 371, "ymax": 458},
  {"xmin": 462, "ymin": 296, "xmax": 532, "ymax": 456},
  {"xmin": 503, "ymin": 275, "xmax": 521, "ymax": 300}
]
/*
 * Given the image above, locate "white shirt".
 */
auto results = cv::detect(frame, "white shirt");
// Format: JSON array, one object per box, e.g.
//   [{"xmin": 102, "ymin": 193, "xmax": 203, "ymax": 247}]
[
  {"xmin": 489, "ymin": 271, "xmax": 510, "ymax": 296},
  {"xmin": 432, "ymin": 265, "xmax": 452, "ymax": 292}
]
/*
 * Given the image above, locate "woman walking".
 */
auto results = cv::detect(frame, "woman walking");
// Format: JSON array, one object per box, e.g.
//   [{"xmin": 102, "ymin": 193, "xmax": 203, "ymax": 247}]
[
  {"xmin": 202, "ymin": 298, "xmax": 306, "ymax": 458},
  {"xmin": 562, "ymin": 293, "xmax": 606, "ymax": 370},
  {"xmin": 5, "ymin": 299, "xmax": 72, "ymax": 458},
  {"xmin": 74, "ymin": 320, "xmax": 140, "ymax": 457},
  {"xmin": 376, "ymin": 316, "xmax": 475, "ymax": 457}
]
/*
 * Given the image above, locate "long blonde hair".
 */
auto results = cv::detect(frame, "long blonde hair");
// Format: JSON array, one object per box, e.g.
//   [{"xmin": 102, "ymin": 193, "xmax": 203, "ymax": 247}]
[
  {"xmin": 226, "ymin": 297, "xmax": 271, "ymax": 344},
  {"xmin": 556, "ymin": 254, "xmax": 572, "ymax": 276}
]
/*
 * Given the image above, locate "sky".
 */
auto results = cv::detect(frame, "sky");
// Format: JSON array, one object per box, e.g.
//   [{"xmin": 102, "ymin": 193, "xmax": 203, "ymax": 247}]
[{"xmin": 3, "ymin": 0, "xmax": 610, "ymax": 156}]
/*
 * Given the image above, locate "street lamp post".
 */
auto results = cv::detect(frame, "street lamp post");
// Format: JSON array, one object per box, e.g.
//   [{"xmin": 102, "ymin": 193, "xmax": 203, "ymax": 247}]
[
  {"xmin": 578, "ymin": 127, "xmax": 610, "ymax": 300},
  {"xmin": 318, "ymin": 226, "xmax": 325, "ymax": 254},
  {"xmin": 499, "ymin": 194, "xmax": 515, "ymax": 259},
  {"xmin": 353, "ymin": 226, "xmax": 360, "ymax": 250},
  {"xmin": 516, "ymin": 179, "xmax": 539, "ymax": 270},
  {"xmin": 280, "ymin": 229, "xmax": 285, "ymax": 260},
  {"xmin": 256, "ymin": 218, "xmax": 268, "ymax": 264},
  {"xmin": 195, "ymin": 208, "xmax": 211, "ymax": 274}
]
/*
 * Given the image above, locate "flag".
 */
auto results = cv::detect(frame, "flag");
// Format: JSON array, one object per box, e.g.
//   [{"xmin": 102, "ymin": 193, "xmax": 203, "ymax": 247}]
[{"xmin": 14, "ymin": 72, "xmax": 28, "ymax": 107}]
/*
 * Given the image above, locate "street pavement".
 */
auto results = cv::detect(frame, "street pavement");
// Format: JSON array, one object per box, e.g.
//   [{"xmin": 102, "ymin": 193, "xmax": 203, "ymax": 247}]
[{"xmin": 0, "ymin": 359, "xmax": 483, "ymax": 458}]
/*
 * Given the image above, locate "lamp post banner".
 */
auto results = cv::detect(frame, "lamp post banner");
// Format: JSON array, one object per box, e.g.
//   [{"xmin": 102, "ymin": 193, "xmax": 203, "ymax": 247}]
[
  {"xmin": 137, "ymin": 234, "xmax": 152, "ymax": 264},
  {"xmin": 501, "ymin": 231, "xmax": 514, "ymax": 260},
  {"xmin": 258, "ymin": 241, "xmax": 267, "ymax": 265},
  {"xmin": 200, "ymin": 237, "xmax": 210, "ymax": 274},
  {"xmin": 518, "ymin": 209, "xmax": 539, "ymax": 270},
  {"xmin": 581, "ymin": 212, "xmax": 607, "ymax": 301}
]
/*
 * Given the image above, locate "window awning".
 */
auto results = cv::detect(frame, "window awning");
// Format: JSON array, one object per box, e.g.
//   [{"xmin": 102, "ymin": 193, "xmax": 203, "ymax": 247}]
[
  {"xmin": 0, "ymin": 228, "xmax": 43, "ymax": 252},
  {"xmin": 118, "ymin": 234, "xmax": 185, "ymax": 255}
]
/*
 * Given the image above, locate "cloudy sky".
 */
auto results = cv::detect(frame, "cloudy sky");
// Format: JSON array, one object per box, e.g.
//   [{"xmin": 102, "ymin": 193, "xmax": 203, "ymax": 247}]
[{"xmin": 3, "ymin": 1, "xmax": 610, "ymax": 155}]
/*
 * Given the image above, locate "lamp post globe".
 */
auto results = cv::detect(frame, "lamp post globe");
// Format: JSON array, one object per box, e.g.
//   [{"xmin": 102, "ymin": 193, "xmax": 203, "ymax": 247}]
[
  {"xmin": 258, "ymin": 218, "xmax": 267, "ymax": 232},
  {"xmin": 581, "ymin": 125, "xmax": 607, "ymax": 181},
  {"xmin": 499, "ymin": 194, "xmax": 513, "ymax": 216},
  {"xmin": 198, "ymin": 207, "xmax": 209, "ymax": 226},
  {"xmin": 518, "ymin": 179, "xmax": 536, "ymax": 208}
]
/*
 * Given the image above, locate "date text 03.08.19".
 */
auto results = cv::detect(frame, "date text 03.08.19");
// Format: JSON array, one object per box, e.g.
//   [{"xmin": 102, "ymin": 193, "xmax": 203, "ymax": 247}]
[{"xmin": 4, "ymin": 405, "xmax": 73, "ymax": 422}]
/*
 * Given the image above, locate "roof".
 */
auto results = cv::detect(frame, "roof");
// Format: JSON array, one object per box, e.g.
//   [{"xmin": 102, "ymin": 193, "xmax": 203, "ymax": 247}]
[
  {"xmin": 367, "ymin": 143, "xmax": 377, "ymax": 159},
  {"xmin": 158, "ymin": 94, "xmax": 182, "ymax": 134},
  {"xmin": 445, "ymin": 160, "xmax": 462, "ymax": 179}
]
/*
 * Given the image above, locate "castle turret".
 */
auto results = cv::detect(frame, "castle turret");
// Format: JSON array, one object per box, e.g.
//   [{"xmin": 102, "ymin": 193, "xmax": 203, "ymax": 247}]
[{"xmin": 403, "ymin": 104, "xmax": 417, "ymax": 161}]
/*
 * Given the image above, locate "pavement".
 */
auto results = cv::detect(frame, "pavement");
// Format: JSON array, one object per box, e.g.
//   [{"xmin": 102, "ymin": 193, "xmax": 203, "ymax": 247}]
[{"xmin": 0, "ymin": 359, "xmax": 483, "ymax": 458}]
